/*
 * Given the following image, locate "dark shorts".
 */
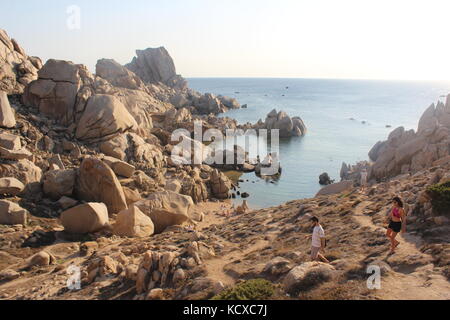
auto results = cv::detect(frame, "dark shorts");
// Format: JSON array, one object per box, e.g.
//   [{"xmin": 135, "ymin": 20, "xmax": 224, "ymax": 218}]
[{"xmin": 388, "ymin": 221, "xmax": 402, "ymax": 233}]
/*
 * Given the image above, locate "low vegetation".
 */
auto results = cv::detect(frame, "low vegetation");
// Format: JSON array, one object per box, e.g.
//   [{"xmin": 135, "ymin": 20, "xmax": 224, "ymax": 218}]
[
  {"xmin": 426, "ymin": 181, "xmax": 450, "ymax": 216},
  {"xmin": 211, "ymin": 279, "xmax": 275, "ymax": 300}
]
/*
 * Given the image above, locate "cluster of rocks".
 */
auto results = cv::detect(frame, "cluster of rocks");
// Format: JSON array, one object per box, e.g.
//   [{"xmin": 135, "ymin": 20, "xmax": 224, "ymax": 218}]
[
  {"xmin": 0, "ymin": 28, "xmax": 243, "ymax": 235},
  {"xmin": 0, "ymin": 29, "xmax": 42, "ymax": 95},
  {"xmin": 339, "ymin": 161, "xmax": 371, "ymax": 185},
  {"xmin": 253, "ymin": 109, "xmax": 307, "ymax": 138},
  {"xmin": 366, "ymin": 95, "xmax": 450, "ymax": 181},
  {"xmin": 319, "ymin": 172, "xmax": 334, "ymax": 185}
]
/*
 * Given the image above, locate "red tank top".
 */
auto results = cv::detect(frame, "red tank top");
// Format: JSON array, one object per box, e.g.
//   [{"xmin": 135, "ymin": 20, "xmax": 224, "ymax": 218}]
[{"xmin": 392, "ymin": 207, "xmax": 401, "ymax": 219}]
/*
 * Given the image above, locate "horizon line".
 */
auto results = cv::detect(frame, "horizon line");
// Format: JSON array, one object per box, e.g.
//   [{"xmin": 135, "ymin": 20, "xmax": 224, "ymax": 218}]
[{"xmin": 184, "ymin": 76, "xmax": 450, "ymax": 83}]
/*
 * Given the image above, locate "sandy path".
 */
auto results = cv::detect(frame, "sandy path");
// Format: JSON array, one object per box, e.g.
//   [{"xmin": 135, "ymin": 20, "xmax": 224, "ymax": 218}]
[
  {"xmin": 191, "ymin": 201, "xmax": 233, "ymax": 231},
  {"xmin": 353, "ymin": 198, "xmax": 450, "ymax": 300},
  {"xmin": 203, "ymin": 238, "xmax": 270, "ymax": 286}
]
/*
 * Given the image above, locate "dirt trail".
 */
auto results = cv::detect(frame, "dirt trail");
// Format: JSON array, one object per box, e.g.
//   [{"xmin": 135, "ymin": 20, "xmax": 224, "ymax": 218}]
[
  {"xmin": 203, "ymin": 238, "xmax": 270, "ymax": 286},
  {"xmin": 353, "ymin": 198, "xmax": 450, "ymax": 300}
]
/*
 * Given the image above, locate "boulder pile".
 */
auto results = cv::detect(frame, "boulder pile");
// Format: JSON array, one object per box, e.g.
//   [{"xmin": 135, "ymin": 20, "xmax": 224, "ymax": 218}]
[
  {"xmin": 368, "ymin": 95, "xmax": 450, "ymax": 181},
  {"xmin": 253, "ymin": 109, "xmax": 307, "ymax": 138},
  {"xmin": 0, "ymin": 29, "xmax": 41, "ymax": 95}
]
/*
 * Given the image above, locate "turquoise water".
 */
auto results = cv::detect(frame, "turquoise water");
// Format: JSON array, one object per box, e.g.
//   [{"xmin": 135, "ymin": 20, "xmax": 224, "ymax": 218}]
[{"xmin": 188, "ymin": 78, "xmax": 450, "ymax": 209}]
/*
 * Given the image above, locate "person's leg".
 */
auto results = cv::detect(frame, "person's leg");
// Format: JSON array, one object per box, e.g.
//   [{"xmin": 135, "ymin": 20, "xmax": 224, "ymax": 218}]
[
  {"xmin": 391, "ymin": 231, "xmax": 400, "ymax": 251},
  {"xmin": 386, "ymin": 228, "xmax": 392, "ymax": 240},
  {"xmin": 389, "ymin": 231, "xmax": 399, "ymax": 253},
  {"xmin": 317, "ymin": 252, "xmax": 330, "ymax": 264},
  {"xmin": 386, "ymin": 228, "xmax": 394, "ymax": 251},
  {"xmin": 311, "ymin": 247, "xmax": 320, "ymax": 261}
]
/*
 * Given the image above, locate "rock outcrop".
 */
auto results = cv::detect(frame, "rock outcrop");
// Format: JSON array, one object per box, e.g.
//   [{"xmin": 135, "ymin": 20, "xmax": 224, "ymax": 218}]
[
  {"xmin": 319, "ymin": 172, "xmax": 333, "ymax": 185},
  {"xmin": 23, "ymin": 59, "xmax": 142, "ymax": 142},
  {"xmin": 96, "ymin": 58, "xmax": 146, "ymax": 91},
  {"xmin": 253, "ymin": 109, "xmax": 307, "ymax": 138},
  {"xmin": 316, "ymin": 180, "xmax": 354, "ymax": 196},
  {"xmin": 0, "ymin": 29, "xmax": 41, "ymax": 94},
  {"xmin": 209, "ymin": 169, "xmax": 232, "ymax": 199},
  {"xmin": 283, "ymin": 262, "xmax": 336, "ymax": 294},
  {"xmin": 126, "ymin": 47, "xmax": 187, "ymax": 90},
  {"xmin": 368, "ymin": 95, "xmax": 450, "ymax": 181}
]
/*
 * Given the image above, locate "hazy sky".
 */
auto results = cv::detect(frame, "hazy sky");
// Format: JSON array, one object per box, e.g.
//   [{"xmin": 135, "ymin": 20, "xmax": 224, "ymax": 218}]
[{"xmin": 1, "ymin": 0, "xmax": 450, "ymax": 80}]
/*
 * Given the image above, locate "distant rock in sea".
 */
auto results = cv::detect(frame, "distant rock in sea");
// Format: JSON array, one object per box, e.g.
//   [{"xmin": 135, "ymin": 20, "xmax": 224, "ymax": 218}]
[{"xmin": 253, "ymin": 109, "xmax": 307, "ymax": 138}]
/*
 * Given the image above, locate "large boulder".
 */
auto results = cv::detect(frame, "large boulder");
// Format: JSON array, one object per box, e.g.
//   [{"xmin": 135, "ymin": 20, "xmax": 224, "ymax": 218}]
[
  {"xmin": 316, "ymin": 180, "xmax": 353, "ymax": 196},
  {"xmin": 0, "ymin": 29, "xmax": 40, "ymax": 94},
  {"xmin": 0, "ymin": 132, "xmax": 21, "ymax": 150},
  {"xmin": 112, "ymin": 206, "xmax": 154, "ymax": 238},
  {"xmin": 99, "ymin": 134, "xmax": 128, "ymax": 161},
  {"xmin": 75, "ymin": 157, "xmax": 128, "ymax": 214},
  {"xmin": 135, "ymin": 191, "xmax": 194, "ymax": 234},
  {"xmin": 0, "ymin": 160, "xmax": 42, "ymax": 195},
  {"xmin": 96, "ymin": 58, "xmax": 145, "ymax": 90},
  {"xmin": 0, "ymin": 145, "xmax": 32, "ymax": 160},
  {"xmin": 102, "ymin": 156, "xmax": 135, "ymax": 178},
  {"xmin": 28, "ymin": 251, "xmax": 55, "ymax": 267},
  {"xmin": 0, "ymin": 91, "xmax": 16, "ymax": 128},
  {"xmin": 283, "ymin": 262, "xmax": 336, "ymax": 294},
  {"xmin": 75, "ymin": 94, "xmax": 138, "ymax": 141},
  {"xmin": 0, "ymin": 159, "xmax": 42, "ymax": 186},
  {"xmin": 125, "ymin": 47, "xmax": 187, "ymax": 89},
  {"xmin": 23, "ymin": 59, "xmax": 83, "ymax": 125},
  {"xmin": 43, "ymin": 169, "xmax": 76, "ymax": 200},
  {"xmin": 0, "ymin": 177, "xmax": 25, "ymax": 196},
  {"xmin": 60, "ymin": 202, "xmax": 109, "ymax": 234},
  {"xmin": 0, "ymin": 200, "xmax": 28, "ymax": 225}
]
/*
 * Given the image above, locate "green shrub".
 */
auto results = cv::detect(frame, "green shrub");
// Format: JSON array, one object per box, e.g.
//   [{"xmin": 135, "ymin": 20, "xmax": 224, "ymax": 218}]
[
  {"xmin": 426, "ymin": 181, "xmax": 450, "ymax": 216},
  {"xmin": 211, "ymin": 279, "xmax": 275, "ymax": 300}
]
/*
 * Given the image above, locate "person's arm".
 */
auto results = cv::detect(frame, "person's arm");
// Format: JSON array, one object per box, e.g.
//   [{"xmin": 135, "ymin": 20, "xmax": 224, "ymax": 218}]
[
  {"xmin": 401, "ymin": 209, "xmax": 407, "ymax": 233},
  {"xmin": 320, "ymin": 237, "xmax": 326, "ymax": 251},
  {"xmin": 319, "ymin": 228, "xmax": 326, "ymax": 251}
]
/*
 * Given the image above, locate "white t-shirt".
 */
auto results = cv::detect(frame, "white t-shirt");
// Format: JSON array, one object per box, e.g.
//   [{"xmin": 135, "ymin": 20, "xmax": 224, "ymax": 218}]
[
  {"xmin": 361, "ymin": 171, "xmax": 368, "ymax": 186},
  {"xmin": 312, "ymin": 225, "xmax": 325, "ymax": 248}
]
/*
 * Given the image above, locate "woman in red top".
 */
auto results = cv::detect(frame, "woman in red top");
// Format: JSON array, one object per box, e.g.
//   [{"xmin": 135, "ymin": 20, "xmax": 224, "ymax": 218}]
[{"xmin": 386, "ymin": 197, "xmax": 407, "ymax": 254}]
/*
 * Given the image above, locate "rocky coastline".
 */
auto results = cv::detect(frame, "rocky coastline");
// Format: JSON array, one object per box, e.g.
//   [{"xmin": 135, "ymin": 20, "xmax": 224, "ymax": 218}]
[{"xmin": 0, "ymin": 28, "xmax": 449, "ymax": 300}]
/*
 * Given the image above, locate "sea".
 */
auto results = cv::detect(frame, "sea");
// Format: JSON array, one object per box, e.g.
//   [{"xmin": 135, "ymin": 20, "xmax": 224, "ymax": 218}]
[{"xmin": 188, "ymin": 78, "xmax": 450, "ymax": 209}]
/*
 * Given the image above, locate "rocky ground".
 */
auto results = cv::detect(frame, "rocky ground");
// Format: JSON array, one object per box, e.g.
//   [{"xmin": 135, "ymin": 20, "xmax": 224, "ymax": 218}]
[
  {"xmin": 0, "ymin": 28, "xmax": 449, "ymax": 300},
  {"xmin": 1, "ymin": 160, "xmax": 449, "ymax": 300}
]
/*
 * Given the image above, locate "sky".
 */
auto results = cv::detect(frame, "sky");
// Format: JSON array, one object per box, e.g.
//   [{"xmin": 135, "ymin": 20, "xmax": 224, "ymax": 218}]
[{"xmin": 1, "ymin": 0, "xmax": 450, "ymax": 80}]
